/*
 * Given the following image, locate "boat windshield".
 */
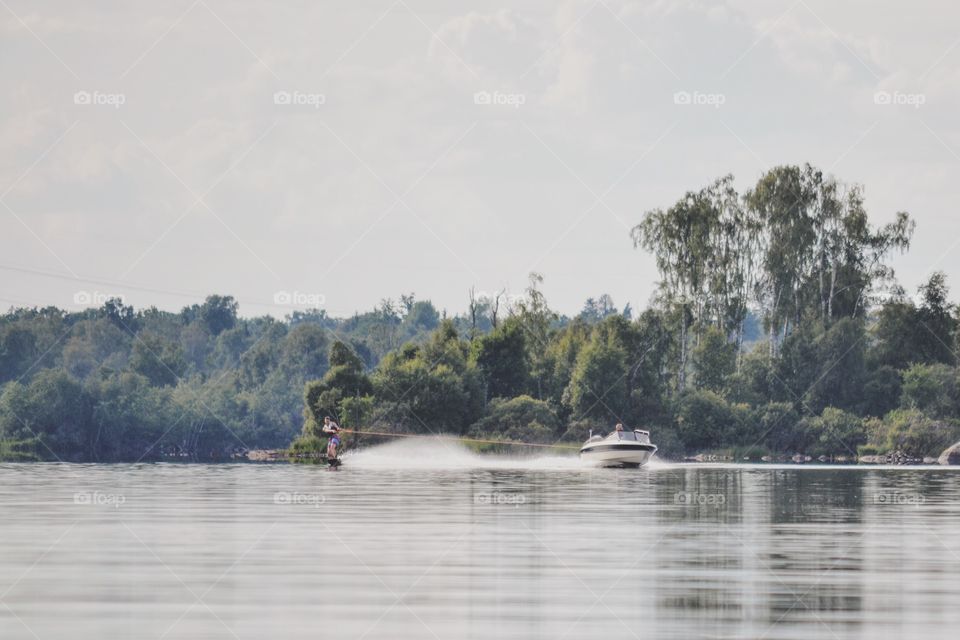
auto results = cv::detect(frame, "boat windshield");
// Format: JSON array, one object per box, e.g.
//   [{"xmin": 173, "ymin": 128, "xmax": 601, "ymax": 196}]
[{"xmin": 614, "ymin": 431, "xmax": 638, "ymax": 441}]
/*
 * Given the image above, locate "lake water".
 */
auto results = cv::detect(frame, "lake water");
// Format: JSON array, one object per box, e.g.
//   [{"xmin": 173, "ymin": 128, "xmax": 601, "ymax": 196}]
[{"xmin": 2, "ymin": 439, "xmax": 960, "ymax": 640}]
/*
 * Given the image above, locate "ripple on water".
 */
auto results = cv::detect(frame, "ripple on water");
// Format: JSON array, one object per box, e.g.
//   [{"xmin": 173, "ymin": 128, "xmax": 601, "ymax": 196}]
[{"xmin": 1, "ymin": 460, "xmax": 959, "ymax": 639}]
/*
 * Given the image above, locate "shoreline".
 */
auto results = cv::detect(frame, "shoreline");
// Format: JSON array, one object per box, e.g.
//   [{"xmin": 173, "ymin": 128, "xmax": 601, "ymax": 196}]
[{"xmin": 2, "ymin": 459, "xmax": 959, "ymax": 471}]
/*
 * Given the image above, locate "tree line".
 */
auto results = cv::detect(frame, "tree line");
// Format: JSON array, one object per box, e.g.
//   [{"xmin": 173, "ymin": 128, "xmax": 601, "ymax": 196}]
[
  {"xmin": 0, "ymin": 294, "xmax": 443, "ymax": 461},
  {"xmin": 298, "ymin": 165, "xmax": 959, "ymax": 460},
  {"xmin": 2, "ymin": 164, "xmax": 959, "ymax": 461},
  {"xmin": 0, "ymin": 282, "xmax": 632, "ymax": 461}
]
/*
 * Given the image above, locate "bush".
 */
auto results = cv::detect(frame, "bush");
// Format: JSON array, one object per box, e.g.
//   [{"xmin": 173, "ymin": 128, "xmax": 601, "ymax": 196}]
[
  {"xmin": 288, "ymin": 434, "xmax": 326, "ymax": 461},
  {"xmin": 726, "ymin": 347, "xmax": 775, "ymax": 406},
  {"xmin": 0, "ymin": 438, "xmax": 39, "ymax": 461},
  {"xmin": 648, "ymin": 425, "xmax": 684, "ymax": 459},
  {"xmin": 675, "ymin": 390, "xmax": 747, "ymax": 452},
  {"xmin": 860, "ymin": 365, "xmax": 901, "ymax": 417},
  {"xmin": 751, "ymin": 402, "xmax": 803, "ymax": 453},
  {"xmin": 857, "ymin": 443, "xmax": 881, "ymax": 457},
  {"xmin": 469, "ymin": 395, "xmax": 560, "ymax": 444},
  {"xmin": 862, "ymin": 417, "xmax": 886, "ymax": 452},
  {"xmin": 864, "ymin": 409, "xmax": 960, "ymax": 457},
  {"xmin": 805, "ymin": 407, "xmax": 865, "ymax": 457},
  {"xmin": 901, "ymin": 363, "xmax": 960, "ymax": 419}
]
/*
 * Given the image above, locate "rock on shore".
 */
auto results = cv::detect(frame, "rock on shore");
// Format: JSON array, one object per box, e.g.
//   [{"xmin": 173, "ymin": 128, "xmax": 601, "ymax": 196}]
[
  {"xmin": 938, "ymin": 442, "xmax": 960, "ymax": 465},
  {"xmin": 859, "ymin": 451, "xmax": 926, "ymax": 465}
]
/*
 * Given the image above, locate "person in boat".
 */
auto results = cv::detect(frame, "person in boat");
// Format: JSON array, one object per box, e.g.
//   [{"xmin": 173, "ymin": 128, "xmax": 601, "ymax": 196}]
[
  {"xmin": 614, "ymin": 423, "xmax": 624, "ymax": 438},
  {"xmin": 322, "ymin": 416, "xmax": 341, "ymax": 461}
]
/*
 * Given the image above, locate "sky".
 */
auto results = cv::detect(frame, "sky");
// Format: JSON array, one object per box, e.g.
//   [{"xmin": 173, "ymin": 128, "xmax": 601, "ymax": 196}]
[{"xmin": 1, "ymin": 0, "xmax": 959, "ymax": 319}]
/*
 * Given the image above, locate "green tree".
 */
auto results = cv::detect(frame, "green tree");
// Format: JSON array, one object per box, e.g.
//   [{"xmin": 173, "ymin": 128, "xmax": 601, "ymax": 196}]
[
  {"xmin": 578, "ymin": 294, "xmax": 618, "ymax": 323},
  {"xmin": 471, "ymin": 318, "xmax": 529, "ymax": 399},
  {"xmin": 805, "ymin": 407, "xmax": 865, "ymax": 457},
  {"xmin": 915, "ymin": 272, "xmax": 957, "ymax": 364},
  {"xmin": 468, "ymin": 395, "xmax": 559, "ymax": 443},
  {"xmin": 675, "ymin": 390, "xmax": 746, "ymax": 452},
  {"xmin": 744, "ymin": 165, "xmax": 912, "ymax": 342},
  {"xmin": 372, "ymin": 321, "xmax": 483, "ymax": 434},
  {"xmin": 869, "ymin": 296, "xmax": 921, "ymax": 370},
  {"xmin": 100, "ymin": 298, "xmax": 136, "ymax": 330},
  {"xmin": 86, "ymin": 372, "xmax": 173, "ymax": 460},
  {"xmin": 900, "ymin": 363, "xmax": 960, "ymax": 419},
  {"xmin": 692, "ymin": 326, "xmax": 736, "ymax": 393},
  {"xmin": 563, "ymin": 336, "xmax": 629, "ymax": 424},
  {"xmin": 512, "ymin": 273, "xmax": 558, "ymax": 399},
  {"xmin": 0, "ymin": 370, "xmax": 92, "ymax": 460},
  {"xmin": 625, "ymin": 309, "xmax": 672, "ymax": 424},
  {"xmin": 726, "ymin": 346, "xmax": 775, "ymax": 406},
  {"xmin": 773, "ymin": 318, "xmax": 866, "ymax": 414},
  {"xmin": 211, "ymin": 326, "xmax": 251, "ymax": 370},
  {"xmin": 129, "ymin": 333, "xmax": 187, "ymax": 386},
  {"xmin": 401, "ymin": 300, "xmax": 440, "ymax": 336},
  {"xmin": 280, "ymin": 323, "xmax": 329, "ymax": 381},
  {"xmin": 632, "ymin": 187, "xmax": 714, "ymax": 391},
  {"xmin": 864, "ymin": 409, "xmax": 960, "ymax": 457},
  {"xmin": 199, "ymin": 295, "xmax": 239, "ymax": 336},
  {"xmin": 751, "ymin": 402, "xmax": 803, "ymax": 452},
  {"xmin": 807, "ymin": 317, "xmax": 867, "ymax": 413},
  {"xmin": 303, "ymin": 341, "xmax": 373, "ymax": 435},
  {"xmin": 0, "ymin": 326, "xmax": 39, "ymax": 382},
  {"xmin": 860, "ymin": 365, "xmax": 901, "ymax": 418},
  {"xmin": 541, "ymin": 319, "xmax": 591, "ymax": 412}
]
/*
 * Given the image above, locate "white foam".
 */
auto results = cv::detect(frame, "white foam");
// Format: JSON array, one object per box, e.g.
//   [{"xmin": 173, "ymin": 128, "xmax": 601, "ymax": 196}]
[{"xmin": 343, "ymin": 435, "xmax": 585, "ymax": 470}]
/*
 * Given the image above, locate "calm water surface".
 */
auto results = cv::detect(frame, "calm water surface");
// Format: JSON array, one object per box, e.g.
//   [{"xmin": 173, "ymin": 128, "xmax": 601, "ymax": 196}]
[{"xmin": 2, "ymin": 442, "xmax": 960, "ymax": 639}]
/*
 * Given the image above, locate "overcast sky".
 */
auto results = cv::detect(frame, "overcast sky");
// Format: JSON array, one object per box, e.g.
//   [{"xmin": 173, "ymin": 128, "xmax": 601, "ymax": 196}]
[{"xmin": 2, "ymin": 0, "xmax": 958, "ymax": 318}]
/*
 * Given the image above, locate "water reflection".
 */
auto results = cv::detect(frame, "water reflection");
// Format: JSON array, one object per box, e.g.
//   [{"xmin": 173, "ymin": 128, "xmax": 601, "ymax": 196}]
[{"xmin": 0, "ymin": 462, "xmax": 959, "ymax": 639}]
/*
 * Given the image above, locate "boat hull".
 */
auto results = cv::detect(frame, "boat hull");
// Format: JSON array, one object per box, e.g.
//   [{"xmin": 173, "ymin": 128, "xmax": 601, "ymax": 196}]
[{"xmin": 579, "ymin": 443, "xmax": 657, "ymax": 468}]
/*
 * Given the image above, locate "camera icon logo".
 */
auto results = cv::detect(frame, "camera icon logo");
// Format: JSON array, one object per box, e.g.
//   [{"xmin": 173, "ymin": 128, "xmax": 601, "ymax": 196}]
[
  {"xmin": 273, "ymin": 291, "xmax": 292, "ymax": 305},
  {"xmin": 74, "ymin": 91, "xmax": 92, "ymax": 105},
  {"xmin": 474, "ymin": 91, "xmax": 492, "ymax": 105},
  {"xmin": 73, "ymin": 291, "xmax": 91, "ymax": 305},
  {"xmin": 873, "ymin": 91, "xmax": 892, "ymax": 105},
  {"xmin": 274, "ymin": 91, "xmax": 292, "ymax": 105},
  {"xmin": 673, "ymin": 91, "xmax": 692, "ymax": 105}
]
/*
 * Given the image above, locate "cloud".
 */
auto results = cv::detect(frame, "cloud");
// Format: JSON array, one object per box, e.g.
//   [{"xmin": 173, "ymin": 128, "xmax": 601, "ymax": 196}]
[
  {"xmin": 762, "ymin": 13, "xmax": 885, "ymax": 84},
  {"xmin": 1, "ymin": 0, "xmax": 959, "ymax": 317},
  {"xmin": 429, "ymin": 8, "xmax": 542, "ymax": 86}
]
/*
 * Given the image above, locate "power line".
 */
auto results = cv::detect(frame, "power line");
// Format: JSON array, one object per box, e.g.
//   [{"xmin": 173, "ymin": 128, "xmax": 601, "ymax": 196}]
[{"xmin": 0, "ymin": 263, "xmax": 328, "ymax": 311}]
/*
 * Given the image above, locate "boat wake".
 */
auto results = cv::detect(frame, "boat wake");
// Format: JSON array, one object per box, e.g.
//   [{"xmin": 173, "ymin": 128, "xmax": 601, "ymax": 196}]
[{"xmin": 343, "ymin": 436, "xmax": 585, "ymax": 471}]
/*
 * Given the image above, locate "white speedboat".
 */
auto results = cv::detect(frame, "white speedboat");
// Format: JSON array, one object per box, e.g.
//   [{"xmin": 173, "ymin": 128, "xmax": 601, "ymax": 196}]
[{"xmin": 580, "ymin": 429, "xmax": 657, "ymax": 468}]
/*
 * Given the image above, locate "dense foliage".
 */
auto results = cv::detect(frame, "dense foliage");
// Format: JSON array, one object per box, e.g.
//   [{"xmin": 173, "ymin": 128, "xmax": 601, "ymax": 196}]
[
  {"xmin": 296, "ymin": 165, "xmax": 959, "ymax": 460},
  {"xmin": 3, "ymin": 165, "xmax": 959, "ymax": 461},
  {"xmin": 0, "ymin": 295, "xmax": 442, "ymax": 460}
]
